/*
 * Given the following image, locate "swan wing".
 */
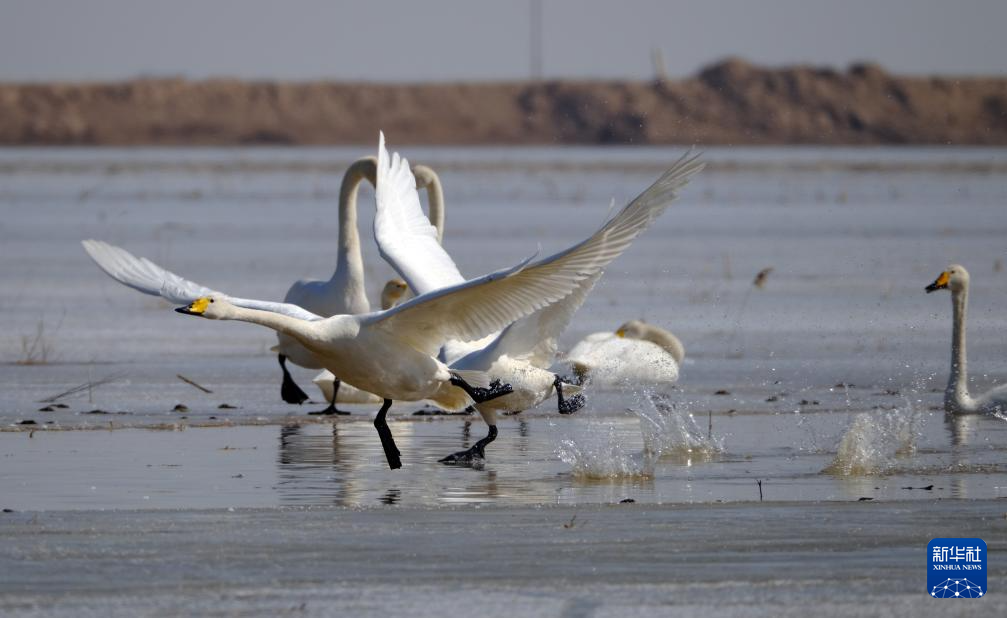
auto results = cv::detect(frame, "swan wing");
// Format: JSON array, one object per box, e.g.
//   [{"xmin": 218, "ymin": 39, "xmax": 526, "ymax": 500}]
[
  {"xmin": 473, "ymin": 271, "xmax": 602, "ymax": 369},
  {"xmin": 366, "ymin": 151, "xmax": 704, "ymax": 356},
  {"xmin": 82, "ymin": 239, "xmax": 324, "ymax": 322},
  {"xmin": 374, "ymin": 132, "xmax": 465, "ymax": 294}
]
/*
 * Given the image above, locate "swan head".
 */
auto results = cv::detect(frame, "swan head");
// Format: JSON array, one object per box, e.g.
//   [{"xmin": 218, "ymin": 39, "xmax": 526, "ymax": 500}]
[
  {"xmin": 926, "ymin": 264, "xmax": 969, "ymax": 294},
  {"xmin": 175, "ymin": 296, "xmax": 230, "ymax": 319},
  {"xmin": 380, "ymin": 279, "xmax": 409, "ymax": 310},
  {"xmin": 615, "ymin": 319, "xmax": 648, "ymax": 339}
]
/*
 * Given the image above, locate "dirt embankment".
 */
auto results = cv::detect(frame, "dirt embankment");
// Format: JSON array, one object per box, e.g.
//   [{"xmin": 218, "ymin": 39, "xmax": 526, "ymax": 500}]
[{"xmin": 2, "ymin": 58, "xmax": 1006, "ymax": 146}]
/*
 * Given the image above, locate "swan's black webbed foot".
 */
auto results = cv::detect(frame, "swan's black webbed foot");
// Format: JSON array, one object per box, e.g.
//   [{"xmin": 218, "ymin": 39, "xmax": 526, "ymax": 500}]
[
  {"xmin": 439, "ymin": 425, "xmax": 498, "ymax": 465},
  {"xmin": 450, "ymin": 376, "xmax": 513, "ymax": 403},
  {"xmin": 557, "ymin": 372, "xmax": 583, "ymax": 386},
  {"xmin": 308, "ymin": 378, "xmax": 350, "ymax": 415},
  {"xmin": 554, "ymin": 375, "xmax": 586, "ymax": 415},
  {"xmin": 279, "ymin": 354, "xmax": 309, "ymax": 404},
  {"xmin": 308, "ymin": 403, "xmax": 350, "ymax": 416},
  {"xmin": 373, "ymin": 399, "xmax": 401, "ymax": 470}
]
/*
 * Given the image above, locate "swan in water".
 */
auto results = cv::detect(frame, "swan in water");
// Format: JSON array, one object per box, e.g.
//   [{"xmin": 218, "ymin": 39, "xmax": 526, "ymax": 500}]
[
  {"xmin": 926, "ymin": 264, "xmax": 1007, "ymax": 416},
  {"xmin": 168, "ymin": 133, "xmax": 701, "ymax": 468},
  {"xmin": 565, "ymin": 319, "xmax": 685, "ymax": 386},
  {"xmin": 371, "ymin": 136, "xmax": 703, "ymax": 461},
  {"xmin": 276, "ymin": 157, "xmax": 445, "ymax": 413}
]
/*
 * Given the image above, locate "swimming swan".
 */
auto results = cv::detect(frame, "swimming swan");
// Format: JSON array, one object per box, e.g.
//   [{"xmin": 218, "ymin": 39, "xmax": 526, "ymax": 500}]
[
  {"xmin": 276, "ymin": 158, "xmax": 445, "ymax": 413},
  {"xmin": 371, "ymin": 135, "xmax": 703, "ymax": 461},
  {"xmin": 565, "ymin": 319, "xmax": 685, "ymax": 386},
  {"xmin": 926, "ymin": 264, "xmax": 1007, "ymax": 416},
  {"xmin": 170, "ymin": 132, "xmax": 702, "ymax": 468}
]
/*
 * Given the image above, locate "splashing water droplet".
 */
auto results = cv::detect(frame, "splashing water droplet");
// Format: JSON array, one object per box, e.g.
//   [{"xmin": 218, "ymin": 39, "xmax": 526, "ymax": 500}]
[
  {"xmin": 823, "ymin": 399, "xmax": 921, "ymax": 476},
  {"xmin": 557, "ymin": 388, "xmax": 725, "ymax": 479}
]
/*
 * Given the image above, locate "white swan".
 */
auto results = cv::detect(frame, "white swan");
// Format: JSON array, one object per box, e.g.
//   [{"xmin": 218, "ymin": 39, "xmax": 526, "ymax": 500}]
[
  {"xmin": 83, "ymin": 157, "xmax": 444, "ymax": 415},
  {"xmin": 440, "ymin": 274, "xmax": 600, "ymax": 461},
  {"xmin": 275, "ymin": 158, "xmax": 445, "ymax": 414},
  {"xmin": 371, "ymin": 135, "xmax": 703, "ymax": 461},
  {"xmin": 165, "ymin": 133, "xmax": 701, "ymax": 468},
  {"xmin": 312, "ymin": 278, "xmax": 408, "ymax": 405},
  {"xmin": 926, "ymin": 265, "xmax": 1007, "ymax": 416},
  {"xmin": 565, "ymin": 319, "xmax": 685, "ymax": 386}
]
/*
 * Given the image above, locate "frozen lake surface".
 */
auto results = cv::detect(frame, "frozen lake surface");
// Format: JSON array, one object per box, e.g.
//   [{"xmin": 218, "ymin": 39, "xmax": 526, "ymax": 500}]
[{"xmin": 1, "ymin": 146, "xmax": 1006, "ymax": 613}]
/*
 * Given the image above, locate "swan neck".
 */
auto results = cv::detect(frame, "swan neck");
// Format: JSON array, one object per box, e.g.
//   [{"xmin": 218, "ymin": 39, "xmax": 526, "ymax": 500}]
[
  {"xmin": 334, "ymin": 158, "xmax": 374, "ymax": 284},
  {"xmin": 639, "ymin": 327, "xmax": 685, "ymax": 364},
  {"xmin": 415, "ymin": 166, "xmax": 445, "ymax": 244},
  {"xmin": 947, "ymin": 284, "xmax": 974, "ymax": 411},
  {"xmin": 227, "ymin": 305, "xmax": 314, "ymax": 342},
  {"xmin": 426, "ymin": 177, "xmax": 445, "ymax": 244}
]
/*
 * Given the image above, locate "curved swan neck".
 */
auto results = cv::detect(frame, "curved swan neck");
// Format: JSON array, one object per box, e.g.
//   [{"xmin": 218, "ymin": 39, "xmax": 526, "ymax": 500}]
[
  {"xmin": 334, "ymin": 157, "xmax": 376, "ymax": 284},
  {"xmin": 638, "ymin": 326, "xmax": 685, "ymax": 364},
  {"xmin": 947, "ymin": 282, "xmax": 975, "ymax": 411},
  {"xmin": 414, "ymin": 165, "xmax": 445, "ymax": 244}
]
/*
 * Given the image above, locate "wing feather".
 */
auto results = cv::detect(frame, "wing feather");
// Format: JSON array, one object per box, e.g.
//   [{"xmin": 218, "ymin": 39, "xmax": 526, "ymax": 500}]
[
  {"xmin": 374, "ymin": 132, "xmax": 465, "ymax": 293},
  {"xmin": 82, "ymin": 239, "xmax": 323, "ymax": 321},
  {"xmin": 366, "ymin": 151, "xmax": 704, "ymax": 356}
]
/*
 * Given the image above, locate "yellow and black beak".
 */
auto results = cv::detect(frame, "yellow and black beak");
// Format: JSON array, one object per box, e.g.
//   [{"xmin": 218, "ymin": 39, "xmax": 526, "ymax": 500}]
[
  {"xmin": 175, "ymin": 297, "xmax": 210, "ymax": 315},
  {"xmin": 925, "ymin": 271, "xmax": 950, "ymax": 294},
  {"xmin": 615, "ymin": 328, "xmax": 626, "ymax": 338}
]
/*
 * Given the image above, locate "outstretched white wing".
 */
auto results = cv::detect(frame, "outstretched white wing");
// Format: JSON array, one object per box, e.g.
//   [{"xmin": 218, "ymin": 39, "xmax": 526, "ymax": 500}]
[
  {"xmin": 454, "ymin": 272, "xmax": 602, "ymax": 371},
  {"xmin": 82, "ymin": 239, "xmax": 324, "ymax": 322},
  {"xmin": 366, "ymin": 150, "xmax": 704, "ymax": 357},
  {"xmin": 374, "ymin": 132, "xmax": 465, "ymax": 294}
]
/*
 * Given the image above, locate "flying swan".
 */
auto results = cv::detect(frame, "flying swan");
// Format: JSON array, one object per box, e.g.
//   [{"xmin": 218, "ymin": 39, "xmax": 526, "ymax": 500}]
[
  {"xmin": 371, "ymin": 142, "xmax": 702, "ymax": 461},
  {"xmin": 168, "ymin": 134, "xmax": 702, "ymax": 468},
  {"xmin": 83, "ymin": 157, "xmax": 446, "ymax": 416},
  {"xmin": 369, "ymin": 135, "xmax": 702, "ymax": 461},
  {"xmin": 926, "ymin": 264, "xmax": 1007, "ymax": 416}
]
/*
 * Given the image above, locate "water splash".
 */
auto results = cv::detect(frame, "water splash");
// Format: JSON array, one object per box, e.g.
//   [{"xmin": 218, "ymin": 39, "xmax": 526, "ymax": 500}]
[
  {"xmin": 557, "ymin": 390, "xmax": 724, "ymax": 479},
  {"xmin": 557, "ymin": 423, "xmax": 656, "ymax": 479},
  {"xmin": 641, "ymin": 393, "xmax": 725, "ymax": 464},
  {"xmin": 823, "ymin": 400, "xmax": 921, "ymax": 476}
]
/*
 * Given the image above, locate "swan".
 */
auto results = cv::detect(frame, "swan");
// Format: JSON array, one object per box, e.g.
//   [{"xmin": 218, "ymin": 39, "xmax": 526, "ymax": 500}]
[
  {"xmin": 167, "ymin": 133, "xmax": 702, "ymax": 468},
  {"xmin": 83, "ymin": 157, "xmax": 445, "ymax": 415},
  {"xmin": 276, "ymin": 157, "xmax": 445, "ymax": 414},
  {"xmin": 440, "ymin": 274, "xmax": 600, "ymax": 462},
  {"xmin": 926, "ymin": 264, "xmax": 1007, "ymax": 416},
  {"xmin": 565, "ymin": 319, "xmax": 685, "ymax": 386},
  {"xmin": 371, "ymin": 135, "xmax": 704, "ymax": 461},
  {"xmin": 312, "ymin": 278, "xmax": 408, "ymax": 405}
]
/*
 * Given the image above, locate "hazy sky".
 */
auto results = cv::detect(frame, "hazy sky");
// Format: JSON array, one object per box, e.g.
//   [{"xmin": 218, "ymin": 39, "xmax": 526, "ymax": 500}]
[{"xmin": 1, "ymin": 0, "xmax": 1005, "ymax": 82}]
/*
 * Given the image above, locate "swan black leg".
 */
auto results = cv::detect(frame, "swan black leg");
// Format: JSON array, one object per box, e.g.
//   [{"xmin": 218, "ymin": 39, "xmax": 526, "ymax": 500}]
[
  {"xmin": 554, "ymin": 375, "xmax": 586, "ymax": 415},
  {"xmin": 449, "ymin": 375, "xmax": 513, "ymax": 403},
  {"xmin": 373, "ymin": 398, "xmax": 401, "ymax": 470},
  {"xmin": 278, "ymin": 354, "xmax": 309, "ymax": 405},
  {"xmin": 309, "ymin": 378, "xmax": 351, "ymax": 415},
  {"xmin": 439, "ymin": 425, "xmax": 498, "ymax": 465}
]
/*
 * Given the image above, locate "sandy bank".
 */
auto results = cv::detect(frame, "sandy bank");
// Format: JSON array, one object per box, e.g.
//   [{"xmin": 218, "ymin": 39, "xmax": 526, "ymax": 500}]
[{"xmin": 2, "ymin": 59, "xmax": 1007, "ymax": 146}]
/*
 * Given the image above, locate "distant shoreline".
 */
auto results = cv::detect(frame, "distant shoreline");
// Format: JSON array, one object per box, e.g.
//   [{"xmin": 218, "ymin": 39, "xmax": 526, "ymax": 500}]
[{"xmin": 2, "ymin": 58, "xmax": 1006, "ymax": 146}]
